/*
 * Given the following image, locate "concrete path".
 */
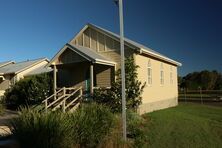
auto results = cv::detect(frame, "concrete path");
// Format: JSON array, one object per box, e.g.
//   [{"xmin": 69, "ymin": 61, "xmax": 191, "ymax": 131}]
[{"xmin": 0, "ymin": 110, "xmax": 18, "ymax": 136}]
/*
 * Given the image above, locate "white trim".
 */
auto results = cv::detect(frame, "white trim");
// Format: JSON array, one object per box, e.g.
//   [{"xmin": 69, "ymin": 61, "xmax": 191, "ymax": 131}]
[
  {"xmin": 68, "ymin": 23, "xmax": 181, "ymax": 67},
  {"xmin": 83, "ymin": 32, "xmax": 85, "ymax": 47},
  {"xmin": 147, "ymin": 59, "xmax": 152, "ymax": 86},
  {"xmin": 96, "ymin": 31, "xmax": 99, "ymax": 52},
  {"xmin": 68, "ymin": 25, "xmax": 89, "ymax": 45},
  {"xmin": 160, "ymin": 62, "xmax": 164, "ymax": 86},
  {"xmin": 94, "ymin": 59, "xmax": 116, "ymax": 66},
  {"xmin": 89, "ymin": 28, "xmax": 91, "ymax": 48},
  {"xmin": 141, "ymin": 48, "xmax": 182, "ymax": 66}
]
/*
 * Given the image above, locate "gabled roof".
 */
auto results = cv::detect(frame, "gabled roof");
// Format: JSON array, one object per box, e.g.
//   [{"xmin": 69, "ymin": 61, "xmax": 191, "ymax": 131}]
[
  {"xmin": 47, "ymin": 43, "xmax": 116, "ymax": 66},
  {"xmin": 24, "ymin": 65, "xmax": 52, "ymax": 77},
  {"xmin": 0, "ymin": 61, "xmax": 15, "ymax": 68},
  {"xmin": 72, "ymin": 23, "xmax": 182, "ymax": 66},
  {"xmin": 0, "ymin": 58, "xmax": 49, "ymax": 75}
]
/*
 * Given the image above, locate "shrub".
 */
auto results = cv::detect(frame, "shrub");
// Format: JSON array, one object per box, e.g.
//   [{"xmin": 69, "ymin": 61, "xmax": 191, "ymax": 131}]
[
  {"xmin": 70, "ymin": 103, "xmax": 116, "ymax": 147},
  {"xmin": 10, "ymin": 103, "xmax": 117, "ymax": 148},
  {"xmin": 94, "ymin": 56, "xmax": 145, "ymax": 112},
  {"xmin": 4, "ymin": 73, "xmax": 53, "ymax": 109},
  {"xmin": 126, "ymin": 110, "xmax": 148, "ymax": 147},
  {"xmin": 11, "ymin": 108, "xmax": 73, "ymax": 148}
]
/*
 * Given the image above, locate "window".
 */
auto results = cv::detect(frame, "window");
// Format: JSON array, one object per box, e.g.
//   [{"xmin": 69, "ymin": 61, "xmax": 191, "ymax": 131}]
[
  {"xmin": 160, "ymin": 63, "xmax": 164, "ymax": 85},
  {"xmin": 147, "ymin": 59, "xmax": 152, "ymax": 85},
  {"xmin": 170, "ymin": 66, "xmax": 173, "ymax": 84}
]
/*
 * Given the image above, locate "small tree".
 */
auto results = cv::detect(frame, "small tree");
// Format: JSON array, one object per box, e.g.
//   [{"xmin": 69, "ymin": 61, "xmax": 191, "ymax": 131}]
[
  {"xmin": 4, "ymin": 73, "xmax": 53, "ymax": 109},
  {"xmin": 94, "ymin": 56, "xmax": 146, "ymax": 112}
]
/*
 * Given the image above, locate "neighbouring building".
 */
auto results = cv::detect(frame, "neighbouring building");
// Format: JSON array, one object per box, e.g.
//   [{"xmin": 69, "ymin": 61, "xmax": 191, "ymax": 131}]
[
  {"xmin": 47, "ymin": 23, "xmax": 182, "ymax": 114},
  {"xmin": 0, "ymin": 58, "xmax": 52, "ymax": 97}
]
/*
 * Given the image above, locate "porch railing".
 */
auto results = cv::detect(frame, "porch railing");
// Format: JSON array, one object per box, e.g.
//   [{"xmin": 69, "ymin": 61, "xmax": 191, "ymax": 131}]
[{"xmin": 42, "ymin": 86, "xmax": 82, "ymax": 112}]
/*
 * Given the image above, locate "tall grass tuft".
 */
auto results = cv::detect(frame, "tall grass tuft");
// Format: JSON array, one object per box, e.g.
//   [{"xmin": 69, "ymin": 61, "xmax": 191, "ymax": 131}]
[
  {"xmin": 11, "ymin": 108, "xmax": 73, "ymax": 148},
  {"xmin": 70, "ymin": 103, "xmax": 116, "ymax": 147},
  {"xmin": 10, "ymin": 104, "xmax": 118, "ymax": 148}
]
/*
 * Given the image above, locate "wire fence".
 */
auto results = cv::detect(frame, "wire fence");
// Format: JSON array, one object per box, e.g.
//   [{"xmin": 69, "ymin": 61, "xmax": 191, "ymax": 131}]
[{"xmin": 179, "ymin": 89, "xmax": 222, "ymax": 104}]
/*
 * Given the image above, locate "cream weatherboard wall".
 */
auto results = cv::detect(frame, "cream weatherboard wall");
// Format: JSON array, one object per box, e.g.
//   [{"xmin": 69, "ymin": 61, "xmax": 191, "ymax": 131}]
[
  {"xmin": 134, "ymin": 54, "xmax": 178, "ymax": 114},
  {"xmin": 16, "ymin": 60, "xmax": 49, "ymax": 81}
]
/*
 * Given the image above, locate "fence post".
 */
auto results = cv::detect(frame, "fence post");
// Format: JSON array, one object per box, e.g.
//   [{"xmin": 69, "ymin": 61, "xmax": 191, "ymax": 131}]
[
  {"xmin": 199, "ymin": 87, "xmax": 203, "ymax": 104},
  {"xmin": 184, "ymin": 88, "xmax": 187, "ymax": 103},
  {"xmin": 63, "ymin": 87, "xmax": 65, "ymax": 96}
]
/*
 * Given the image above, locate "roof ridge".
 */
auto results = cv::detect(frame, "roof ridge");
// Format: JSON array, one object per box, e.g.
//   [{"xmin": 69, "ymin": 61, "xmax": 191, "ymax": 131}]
[
  {"xmin": 13, "ymin": 57, "xmax": 47, "ymax": 64},
  {"xmin": 86, "ymin": 23, "xmax": 181, "ymax": 66}
]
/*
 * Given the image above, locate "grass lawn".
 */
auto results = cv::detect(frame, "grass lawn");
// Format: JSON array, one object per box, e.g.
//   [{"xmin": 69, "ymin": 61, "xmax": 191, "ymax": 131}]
[{"xmin": 141, "ymin": 103, "xmax": 222, "ymax": 148}]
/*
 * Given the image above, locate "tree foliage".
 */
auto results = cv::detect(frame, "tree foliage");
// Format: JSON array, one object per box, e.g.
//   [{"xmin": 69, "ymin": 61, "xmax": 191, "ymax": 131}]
[
  {"xmin": 4, "ymin": 73, "xmax": 53, "ymax": 109},
  {"xmin": 179, "ymin": 70, "xmax": 222, "ymax": 90},
  {"xmin": 94, "ymin": 56, "xmax": 146, "ymax": 112}
]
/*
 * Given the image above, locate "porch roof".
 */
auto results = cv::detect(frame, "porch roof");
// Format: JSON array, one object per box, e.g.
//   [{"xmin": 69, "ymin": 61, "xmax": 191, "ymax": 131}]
[{"xmin": 48, "ymin": 43, "xmax": 116, "ymax": 66}]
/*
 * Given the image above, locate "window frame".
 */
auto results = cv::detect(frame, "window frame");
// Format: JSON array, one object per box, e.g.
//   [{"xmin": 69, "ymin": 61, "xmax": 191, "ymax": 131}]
[
  {"xmin": 147, "ymin": 59, "xmax": 152, "ymax": 86},
  {"xmin": 160, "ymin": 63, "xmax": 164, "ymax": 86}
]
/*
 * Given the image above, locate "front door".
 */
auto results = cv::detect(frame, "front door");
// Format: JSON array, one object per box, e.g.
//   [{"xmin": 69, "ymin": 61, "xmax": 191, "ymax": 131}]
[{"xmin": 85, "ymin": 68, "xmax": 90, "ymax": 94}]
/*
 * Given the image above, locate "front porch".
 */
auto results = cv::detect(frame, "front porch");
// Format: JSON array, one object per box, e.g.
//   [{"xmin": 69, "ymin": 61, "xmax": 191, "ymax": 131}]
[
  {"xmin": 43, "ymin": 44, "xmax": 116, "ymax": 112},
  {"xmin": 54, "ymin": 61, "xmax": 115, "ymax": 96},
  {"xmin": 49, "ymin": 44, "xmax": 116, "ymax": 98}
]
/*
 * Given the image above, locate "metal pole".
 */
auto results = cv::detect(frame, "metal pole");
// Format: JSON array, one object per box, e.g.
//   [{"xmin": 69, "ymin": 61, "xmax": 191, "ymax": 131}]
[
  {"xmin": 119, "ymin": 0, "xmax": 127, "ymax": 141},
  {"xmin": 53, "ymin": 65, "xmax": 57, "ymax": 100}
]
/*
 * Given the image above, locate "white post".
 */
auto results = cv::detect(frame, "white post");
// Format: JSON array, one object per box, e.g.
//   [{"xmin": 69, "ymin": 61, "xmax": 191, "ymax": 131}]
[
  {"xmin": 200, "ymin": 87, "xmax": 203, "ymax": 104},
  {"xmin": 90, "ymin": 64, "xmax": 94, "ymax": 95},
  {"xmin": 118, "ymin": 0, "xmax": 127, "ymax": 141},
  {"xmin": 53, "ymin": 65, "xmax": 57, "ymax": 100}
]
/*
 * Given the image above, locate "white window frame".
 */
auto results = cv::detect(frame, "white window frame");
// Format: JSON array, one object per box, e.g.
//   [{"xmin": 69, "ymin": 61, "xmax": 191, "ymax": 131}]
[
  {"xmin": 147, "ymin": 59, "xmax": 152, "ymax": 86},
  {"xmin": 160, "ymin": 63, "xmax": 164, "ymax": 86},
  {"xmin": 170, "ymin": 66, "xmax": 173, "ymax": 85}
]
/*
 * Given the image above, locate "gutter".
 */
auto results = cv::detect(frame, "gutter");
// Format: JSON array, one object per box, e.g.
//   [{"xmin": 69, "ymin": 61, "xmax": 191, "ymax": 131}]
[
  {"xmin": 94, "ymin": 59, "xmax": 116, "ymax": 66},
  {"xmin": 140, "ymin": 49, "xmax": 182, "ymax": 66}
]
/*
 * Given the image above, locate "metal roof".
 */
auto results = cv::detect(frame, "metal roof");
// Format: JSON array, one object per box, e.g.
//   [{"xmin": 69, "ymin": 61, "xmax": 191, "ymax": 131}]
[
  {"xmin": 48, "ymin": 44, "xmax": 116, "ymax": 67},
  {"xmin": 24, "ymin": 64, "xmax": 52, "ymax": 77},
  {"xmin": 0, "ymin": 58, "xmax": 48, "ymax": 75},
  {"xmin": 67, "ymin": 44, "xmax": 116, "ymax": 65},
  {"xmin": 0, "ymin": 61, "xmax": 14, "ymax": 68},
  {"xmin": 87, "ymin": 23, "xmax": 182, "ymax": 66}
]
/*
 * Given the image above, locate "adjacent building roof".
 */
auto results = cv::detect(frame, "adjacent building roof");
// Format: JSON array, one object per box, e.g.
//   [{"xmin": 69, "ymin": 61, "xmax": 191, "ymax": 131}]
[
  {"xmin": 47, "ymin": 43, "xmax": 116, "ymax": 66},
  {"xmin": 74, "ymin": 23, "xmax": 182, "ymax": 66},
  {"xmin": 0, "ymin": 58, "xmax": 49, "ymax": 75},
  {"xmin": 24, "ymin": 65, "xmax": 52, "ymax": 77},
  {"xmin": 0, "ymin": 61, "xmax": 15, "ymax": 68}
]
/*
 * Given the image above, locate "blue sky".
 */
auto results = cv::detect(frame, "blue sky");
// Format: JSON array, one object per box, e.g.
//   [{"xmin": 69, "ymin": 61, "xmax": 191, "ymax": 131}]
[{"xmin": 0, "ymin": 0, "xmax": 221, "ymax": 76}]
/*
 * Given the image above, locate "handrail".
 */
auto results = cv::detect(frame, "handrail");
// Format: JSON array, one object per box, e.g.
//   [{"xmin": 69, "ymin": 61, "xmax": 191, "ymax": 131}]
[
  {"xmin": 46, "ymin": 94, "xmax": 69, "ymax": 109},
  {"xmin": 65, "ymin": 95, "xmax": 81, "ymax": 110},
  {"xmin": 62, "ymin": 87, "xmax": 82, "ymax": 112},
  {"xmin": 52, "ymin": 87, "xmax": 82, "ymax": 109},
  {"xmin": 43, "ymin": 86, "xmax": 82, "ymax": 112},
  {"xmin": 42, "ymin": 87, "xmax": 65, "ymax": 103}
]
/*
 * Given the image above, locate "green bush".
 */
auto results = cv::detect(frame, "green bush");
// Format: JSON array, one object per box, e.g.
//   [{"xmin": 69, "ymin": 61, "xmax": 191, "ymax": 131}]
[
  {"xmin": 126, "ymin": 110, "xmax": 148, "ymax": 147},
  {"xmin": 94, "ymin": 56, "xmax": 145, "ymax": 112},
  {"xmin": 70, "ymin": 103, "xmax": 116, "ymax": 147},
  {"xmin": 10, "ymin": 103, "xmax": 117, "ymax": 148},
  {"xmin": 4, "ymin": 73, "xmax": 53, "ymax": 109},
  {"xmin": 11, "ymin": 108, "xmax": 73, "ymax": 148}
]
